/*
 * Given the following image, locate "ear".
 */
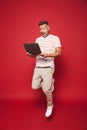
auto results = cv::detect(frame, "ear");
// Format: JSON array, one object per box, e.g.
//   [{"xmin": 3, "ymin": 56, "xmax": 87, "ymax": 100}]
[{"xmin": 47, "ymin": 25, "xmax": 50, "ymax": 31}]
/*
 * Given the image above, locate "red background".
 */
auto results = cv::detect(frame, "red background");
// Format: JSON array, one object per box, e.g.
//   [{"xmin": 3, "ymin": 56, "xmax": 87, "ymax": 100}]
[{"xmin": 0, "ymin": 0, "xmax": 87, "ymax": 103}]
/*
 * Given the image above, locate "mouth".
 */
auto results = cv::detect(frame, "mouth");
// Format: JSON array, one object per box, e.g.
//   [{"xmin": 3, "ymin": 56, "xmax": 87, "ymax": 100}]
[
  {"xmin": 41, "ymin": 32, "xmax": 46, "ymax": 35},
  {"xmin": 41, "ymin": 33, "xmax": 47, "ymax": 38}
]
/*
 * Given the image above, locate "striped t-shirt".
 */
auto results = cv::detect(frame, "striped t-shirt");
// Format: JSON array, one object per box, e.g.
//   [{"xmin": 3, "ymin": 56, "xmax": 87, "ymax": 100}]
[{"xmin": 35, "ymin": 34, "xmax": 61, "ymax": 68}]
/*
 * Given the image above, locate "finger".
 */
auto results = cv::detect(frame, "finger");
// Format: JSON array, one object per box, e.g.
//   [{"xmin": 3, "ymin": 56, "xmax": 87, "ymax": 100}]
[
  {"xmin": 26, "ymin": 52, "xmax": 29, "ymax": 54},
  {"xmin": 40, "ymin": 53, "xmax": 43, "ymax": 55}
]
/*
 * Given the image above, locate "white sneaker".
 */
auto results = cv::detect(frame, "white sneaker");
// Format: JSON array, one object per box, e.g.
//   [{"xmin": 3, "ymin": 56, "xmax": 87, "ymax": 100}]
[{"xmin": 45, "ymin": 105, "xmax": 53, "ymax": 117}]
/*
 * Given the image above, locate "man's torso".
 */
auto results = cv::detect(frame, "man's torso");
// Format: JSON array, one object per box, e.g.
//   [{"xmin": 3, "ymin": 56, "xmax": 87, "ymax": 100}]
[{"xmin": 35, "ymin": 34, "xmax": 61, "ymax": 68}]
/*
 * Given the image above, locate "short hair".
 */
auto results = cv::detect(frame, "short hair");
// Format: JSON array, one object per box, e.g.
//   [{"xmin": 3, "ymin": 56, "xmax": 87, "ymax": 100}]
[{"xmin": 38, "ymin": 20, "xmax": 49, "ymax": 26}]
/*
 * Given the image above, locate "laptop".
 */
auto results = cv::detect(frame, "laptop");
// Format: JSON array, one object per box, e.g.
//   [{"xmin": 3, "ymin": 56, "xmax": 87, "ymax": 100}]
[{"xmin": 24, "ymin": 43, "xmax": 41, "ymax": 55}]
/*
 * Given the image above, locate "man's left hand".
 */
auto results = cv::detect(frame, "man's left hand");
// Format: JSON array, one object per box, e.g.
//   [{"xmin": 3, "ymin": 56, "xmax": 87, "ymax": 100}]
[{"xmin": 41, "ymin": 53, "xmax": 49, "ymax": 58}]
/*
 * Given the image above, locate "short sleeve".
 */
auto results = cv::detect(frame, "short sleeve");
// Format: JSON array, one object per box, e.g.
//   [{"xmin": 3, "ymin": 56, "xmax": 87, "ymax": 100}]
[{"xmin": 54, "ymin": 36, "xmax": 61, "ymax": 48}]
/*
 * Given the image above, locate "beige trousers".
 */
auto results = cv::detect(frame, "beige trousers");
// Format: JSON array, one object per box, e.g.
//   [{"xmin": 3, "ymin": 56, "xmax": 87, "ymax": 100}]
[{"xmin": 32, "ymin": 67, "xmax": 54, "ymax": 105}]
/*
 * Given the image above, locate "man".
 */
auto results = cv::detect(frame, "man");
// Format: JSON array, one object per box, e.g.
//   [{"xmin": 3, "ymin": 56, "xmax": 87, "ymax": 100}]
[{"xmin": 26, "ymin": 20, "xmax": 61, "ymax": 117}]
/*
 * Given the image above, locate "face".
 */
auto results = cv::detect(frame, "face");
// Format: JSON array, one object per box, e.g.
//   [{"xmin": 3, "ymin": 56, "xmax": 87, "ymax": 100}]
[{"xmin": 39, "ymin": 24, "xmax": 50, "ymax": 37}]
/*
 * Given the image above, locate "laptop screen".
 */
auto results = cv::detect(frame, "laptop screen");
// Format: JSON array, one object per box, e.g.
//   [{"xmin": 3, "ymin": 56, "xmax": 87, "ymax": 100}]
[{"xmin": 24, "ymin": 43, "xmax": 41, "ymax": 55}]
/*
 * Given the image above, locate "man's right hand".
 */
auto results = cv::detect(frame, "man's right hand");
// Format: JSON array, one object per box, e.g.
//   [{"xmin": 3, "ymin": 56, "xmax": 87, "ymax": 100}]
[
  {"xmin": 26, "ymin": 52, "xmax": 31, "ymax": 55},
  {"xmin": 26, "ymin": 52, "xmax": 36, "ymax": 58}
]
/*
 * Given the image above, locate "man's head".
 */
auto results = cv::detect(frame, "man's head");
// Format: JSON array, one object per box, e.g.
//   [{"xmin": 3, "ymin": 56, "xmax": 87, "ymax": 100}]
[{"xmin": 38, "ymin": 20, "xmax": 50, "ymax": 38}]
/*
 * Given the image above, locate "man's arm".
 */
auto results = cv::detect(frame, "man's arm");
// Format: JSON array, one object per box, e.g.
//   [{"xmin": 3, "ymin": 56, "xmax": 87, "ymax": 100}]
[{"xmin": 41, "ymin": 47, "xmax": 62, "ymax": 58}]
